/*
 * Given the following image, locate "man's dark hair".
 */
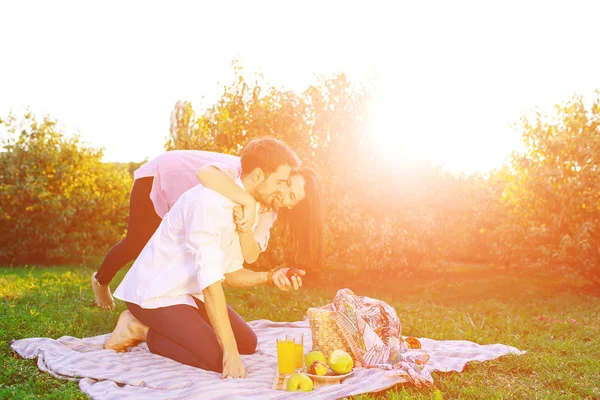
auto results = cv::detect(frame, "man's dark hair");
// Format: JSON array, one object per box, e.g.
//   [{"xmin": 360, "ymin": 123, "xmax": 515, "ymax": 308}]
[{"xmin": 240, "ymin": 137, "xmax": 300, "ymax": 176}]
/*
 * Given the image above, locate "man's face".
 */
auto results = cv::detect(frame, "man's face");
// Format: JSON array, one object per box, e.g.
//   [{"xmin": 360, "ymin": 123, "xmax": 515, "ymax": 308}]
[{"xmin": 253, "ymin": 164, "xmax": 291, "ymax": 205}]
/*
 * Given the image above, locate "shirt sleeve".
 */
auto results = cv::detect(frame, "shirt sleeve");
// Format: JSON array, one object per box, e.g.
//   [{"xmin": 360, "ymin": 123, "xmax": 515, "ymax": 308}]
[
  {"xmin": 224, "ymin": 232, "xmax": 245, "ymax": 274},
  {"xmin": 253, "ymin": 210, "xmax": 278, "ymax": 252},
  {"xmin": 204, "ymin": 162, "xmax": 242, "ymax": 181},
  {"xmin": 183, "ymin": 193, "xmax": 230, "ymax": 292}
]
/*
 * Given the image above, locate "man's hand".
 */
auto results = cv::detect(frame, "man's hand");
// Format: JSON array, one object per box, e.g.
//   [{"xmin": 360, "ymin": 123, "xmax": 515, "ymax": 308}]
[
  {"xmin": 203, "ymin": 283, "xmax": 244, "ymax": 378},
  {"xmin": 270, "ymin": 268, "xmax": 305, "ymax": 291},
  {"xmin": 233, "ymin": 205, "xmax": 255, "ymax": 233},
  {"xmin": 221, "ymin": 350, "xmax": 247, "ymax": 379}
]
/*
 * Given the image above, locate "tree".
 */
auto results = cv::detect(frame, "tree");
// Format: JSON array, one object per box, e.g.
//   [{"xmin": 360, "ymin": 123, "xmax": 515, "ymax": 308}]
[{"xmin": 497, "ymin": 92, "xmax": 600, "ymax": 280}]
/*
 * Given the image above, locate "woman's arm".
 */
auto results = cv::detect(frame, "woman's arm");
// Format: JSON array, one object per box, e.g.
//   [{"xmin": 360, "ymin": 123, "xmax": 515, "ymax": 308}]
[
  {"xmin": 237, "ymin": 231, "xmax": 261, "ymax": 264},
  {"xmin": 233, "ymin": 208, "xmax": 277, "ymax": 264},
  {"xmin": 196, "ymin": 165, "xmax": 255, "ymax": 208}
]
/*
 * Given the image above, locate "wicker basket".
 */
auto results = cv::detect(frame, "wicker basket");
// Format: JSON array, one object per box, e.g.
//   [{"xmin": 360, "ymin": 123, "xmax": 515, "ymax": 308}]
[{"xmin": 307, "ymin": 308, "xmax": 353, "ymax": 359}]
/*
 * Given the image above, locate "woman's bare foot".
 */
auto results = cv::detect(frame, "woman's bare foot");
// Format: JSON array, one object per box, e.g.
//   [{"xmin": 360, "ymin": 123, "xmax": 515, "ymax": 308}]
[
  {"xmin": 104, "ymin": 310, "xmax": 149, "ymax": 352},
  {"xmin": 91, "ymin": 272, "xmax": 115, "ymax": 310}
]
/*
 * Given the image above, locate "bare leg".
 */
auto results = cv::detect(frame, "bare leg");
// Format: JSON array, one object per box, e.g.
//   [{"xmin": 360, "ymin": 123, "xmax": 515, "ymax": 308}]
[
  {"xmin": 92, "ymin": 177, "xmax": 161, "ymax": 311},
  {"xmin": 104, "ymin": 310, "xmax": 149, "ymax": 352}
]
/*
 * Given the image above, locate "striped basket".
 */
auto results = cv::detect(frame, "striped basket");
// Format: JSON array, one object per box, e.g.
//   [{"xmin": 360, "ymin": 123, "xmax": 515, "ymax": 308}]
[{"xmin": 307, "ymin": 308, "xmax": 353, "ymax": 359}]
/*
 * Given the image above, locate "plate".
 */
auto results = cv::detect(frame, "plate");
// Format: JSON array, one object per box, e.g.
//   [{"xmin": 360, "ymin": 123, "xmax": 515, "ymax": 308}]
[{"xmin": 305, "ymin": 369, "xmax": 354, "ymax": 381}]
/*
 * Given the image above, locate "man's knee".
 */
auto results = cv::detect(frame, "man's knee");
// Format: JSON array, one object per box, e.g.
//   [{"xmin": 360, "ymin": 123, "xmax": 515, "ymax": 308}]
[
  {"xmin": 238, "ymin": 329, "xmax": 258, "ymax": 355},
  {"xmin": 195, "ymin": 351, "xmax": 223, "ymax": 373}
]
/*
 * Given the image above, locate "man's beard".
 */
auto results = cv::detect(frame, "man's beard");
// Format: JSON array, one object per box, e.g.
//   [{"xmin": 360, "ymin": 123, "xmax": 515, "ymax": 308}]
[{"xmin": 253, "ymin": 183, "xmax": 277, "ymax": 207}]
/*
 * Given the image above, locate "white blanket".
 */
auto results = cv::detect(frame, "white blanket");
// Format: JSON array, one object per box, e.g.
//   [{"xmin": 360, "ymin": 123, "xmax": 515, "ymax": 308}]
[{"xmin": 10, "ymin": 320, "xmax": 524, "ymax": 399}]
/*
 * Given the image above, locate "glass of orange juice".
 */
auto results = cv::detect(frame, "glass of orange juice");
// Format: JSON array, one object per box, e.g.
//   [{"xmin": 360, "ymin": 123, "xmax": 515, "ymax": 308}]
[
  {"xmin": 286, "ymin": 333, "xmax": 304, "ymax": 370},
  {"xmin": 276, "ymin": 336, "xmax": 296, "ymax": 375}
]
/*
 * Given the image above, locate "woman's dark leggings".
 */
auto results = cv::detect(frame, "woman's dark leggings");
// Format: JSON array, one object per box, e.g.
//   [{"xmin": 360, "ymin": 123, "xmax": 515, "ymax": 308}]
[
  {"xmin": 126, "ymin": 298, "xmax": 258, "ymax": 372},
  {"xmin": 95, "ymin": 177, "xmax": 162, "ymax": 285}
]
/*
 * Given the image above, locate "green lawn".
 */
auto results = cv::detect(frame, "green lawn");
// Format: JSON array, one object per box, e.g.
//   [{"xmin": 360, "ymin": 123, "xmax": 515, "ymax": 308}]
[{"xmin": 1, "ymin": 264, "xmax": 599, "ymax": 399}]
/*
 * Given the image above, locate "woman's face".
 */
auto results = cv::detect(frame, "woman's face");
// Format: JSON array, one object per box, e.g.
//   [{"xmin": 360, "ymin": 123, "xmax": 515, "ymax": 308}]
[{"xmin": 275, "ymin": 174, "xmax": 306, "ymax": 209}]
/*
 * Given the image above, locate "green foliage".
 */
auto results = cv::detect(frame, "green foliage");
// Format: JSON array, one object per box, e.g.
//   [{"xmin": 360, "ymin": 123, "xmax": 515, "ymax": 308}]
[
  {"xmin": 1, "ymin": 63, "xmax": 597, "ymax": 282},
  {"xmin": 0, "ymin": 113, "xmax": 132, "ymax": 265},
  {"xmin": 105, "ymin": 160, "xmax": 147, "ymax": 179},
  {"xmin": 494, "ymin": 92, "xmax": 600, "ymax": 281},
  {"xmin": 166, "ymin": 64, "xmax": 599, "ymax": 281}
]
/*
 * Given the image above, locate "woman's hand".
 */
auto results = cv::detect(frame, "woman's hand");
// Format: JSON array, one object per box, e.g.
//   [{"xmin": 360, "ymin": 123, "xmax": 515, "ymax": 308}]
[
  {"xmin": 233, "ymin": 205, "xmax": 244, "ymax": 222},
  {"xmin": 270, "ymin": 268, "xmax": 305, "ymax": 291},
  {"xmin": 221, "ymin": 350, "xmax": 247, "ymax": 379},
  {"xmin": 233, "ymin": 203, "xmax": 256, "ymax": 233}
]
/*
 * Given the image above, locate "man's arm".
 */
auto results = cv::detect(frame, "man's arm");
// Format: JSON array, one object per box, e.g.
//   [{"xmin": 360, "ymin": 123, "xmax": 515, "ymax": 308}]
[
  {"xmin": 223, "ymin": 267, "xmax": 305, "ymax": 291},
  {"xmin": 202, "ymin": 281, "xmax": 246, "ymax": 378},
  {"xmin": 183, "ymin": 191, "xmax": 246, "ymax": 378},
  {"xmin": 223, "ymin": 268, "xmax": 269, "ymax": 288}
]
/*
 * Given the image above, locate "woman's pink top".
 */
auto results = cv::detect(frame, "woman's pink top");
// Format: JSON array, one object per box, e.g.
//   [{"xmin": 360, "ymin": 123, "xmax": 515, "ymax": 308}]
[{"xmin": 134, "ymin": 150, "xmax": 276, "ymax": 251}]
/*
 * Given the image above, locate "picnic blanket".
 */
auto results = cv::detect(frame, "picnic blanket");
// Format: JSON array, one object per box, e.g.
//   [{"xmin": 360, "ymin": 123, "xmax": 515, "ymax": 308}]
[{"xmin": 11, "ymin": 319, "xmax": 524, "ymax": 400}]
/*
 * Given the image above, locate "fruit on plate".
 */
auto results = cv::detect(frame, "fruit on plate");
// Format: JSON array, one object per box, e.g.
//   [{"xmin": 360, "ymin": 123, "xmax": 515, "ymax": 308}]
[
  {"xmin": 309, "ymin": 360, "xmax": 327, "ymax": 376},
  {"xmin": 286, "ymin": 267, "xmax": 303, "ymax": 279},
  {"xmin": 328, "ymin": 349, "xmax": 354, "ymax": 374},
  {"xmin": 304, "ymin": 350, "xmax": 326, "ymax": 369},
  {"xmin": 286, "ymin": 372, "xmax": 314, "ymax": 392}
]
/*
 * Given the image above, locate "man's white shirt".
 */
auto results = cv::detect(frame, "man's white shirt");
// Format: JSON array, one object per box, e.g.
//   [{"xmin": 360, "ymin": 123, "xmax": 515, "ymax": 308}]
[{"xmin": 114, "ymin": 179, "xmax": 250, "ymax": 309}]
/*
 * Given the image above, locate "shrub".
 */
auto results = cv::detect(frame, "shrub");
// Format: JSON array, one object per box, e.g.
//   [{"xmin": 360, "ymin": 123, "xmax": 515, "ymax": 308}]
[{"xmin": 0, "ymin": 113, "xmax": 132, "ymax": 265}]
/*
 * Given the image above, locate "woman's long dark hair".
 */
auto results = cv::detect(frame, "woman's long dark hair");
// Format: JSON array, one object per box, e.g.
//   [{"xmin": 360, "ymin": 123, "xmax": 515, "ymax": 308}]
[{"xmin": 278, "ymin": 167, "xmax": 324, "ymax": 271}]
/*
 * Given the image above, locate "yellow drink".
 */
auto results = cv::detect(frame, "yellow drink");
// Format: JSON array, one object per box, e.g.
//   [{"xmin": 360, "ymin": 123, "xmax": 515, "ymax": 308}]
[
  {"xmin": 294, "ymin": 343, "xmax": 304, "ymax": 369},
  {"xmin": 277, "ymin": 339, "xmax": 296, "ymax": 374}
]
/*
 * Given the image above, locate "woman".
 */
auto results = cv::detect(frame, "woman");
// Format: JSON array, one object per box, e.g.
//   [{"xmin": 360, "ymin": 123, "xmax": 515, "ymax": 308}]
[{"xmin": 92, "ymin": 144, "xmax": 323, "ymax": 309}]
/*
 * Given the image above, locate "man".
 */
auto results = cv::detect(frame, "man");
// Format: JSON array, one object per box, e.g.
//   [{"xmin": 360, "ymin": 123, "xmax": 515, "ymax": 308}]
[{"xmin": 104, "ymin": 138, "xmax": 305, "ymax": 379}]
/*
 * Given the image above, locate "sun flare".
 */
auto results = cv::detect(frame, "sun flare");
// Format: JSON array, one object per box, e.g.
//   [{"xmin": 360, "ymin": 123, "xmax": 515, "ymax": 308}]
[{"xmin": 367, "ymin": 92, "xmax": 440, "ymax": 167}]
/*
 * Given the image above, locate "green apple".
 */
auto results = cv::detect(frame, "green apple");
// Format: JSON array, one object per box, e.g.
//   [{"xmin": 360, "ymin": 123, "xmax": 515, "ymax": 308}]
[
  {"xmin": 286, "ymin": 372, "xmax": 314, "ymax": 392},
  {"xmin": 328, "ymin": 349, "xmax": 354, "ymax": 374},
  {"xmin": 304, "ymin": 350, "xmax": 326, "ymax": 369}
]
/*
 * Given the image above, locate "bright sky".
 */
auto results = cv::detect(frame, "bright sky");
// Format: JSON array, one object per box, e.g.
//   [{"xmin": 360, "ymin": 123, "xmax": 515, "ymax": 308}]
[{"xmin": 2, "ymin": 0, "xmax": 599, "ymax": 173}]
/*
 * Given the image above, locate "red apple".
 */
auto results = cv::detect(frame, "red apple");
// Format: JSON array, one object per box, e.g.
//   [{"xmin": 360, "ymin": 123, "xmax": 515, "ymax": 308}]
[
  {"xmin": 309, "ymin": 360, "xmax": 328, "ymax": 376},
  {"xmin": 305, "ymin": 350, "xmax": 326, "ymax": 370},
  {"xmin": 286, "ymin": 268, "xmax": 303, "ymax": 279}
]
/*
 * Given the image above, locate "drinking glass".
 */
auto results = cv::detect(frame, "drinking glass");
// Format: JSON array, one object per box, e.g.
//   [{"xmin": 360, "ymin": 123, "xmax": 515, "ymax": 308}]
[
  {"xmin": 286, "ymin": 333, "xmax": 304, "ymax": 370},
  {"xmin": 276, "ymin": 336, "xmax": 296, "ymax": 375}
]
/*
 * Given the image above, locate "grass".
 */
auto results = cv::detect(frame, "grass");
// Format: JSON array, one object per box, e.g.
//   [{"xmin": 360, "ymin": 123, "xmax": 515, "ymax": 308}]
[{"xmin": 1, "ymin": 263, "xmax": 599, "ymax": 399}]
